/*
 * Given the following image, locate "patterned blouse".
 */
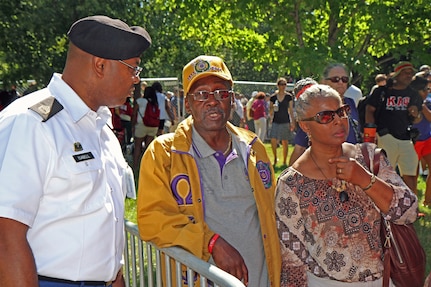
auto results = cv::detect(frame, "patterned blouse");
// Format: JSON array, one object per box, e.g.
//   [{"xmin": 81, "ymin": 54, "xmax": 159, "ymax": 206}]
[{"xmin": 275, "ymin": 144, "xmax": 418, "ymax": 286}]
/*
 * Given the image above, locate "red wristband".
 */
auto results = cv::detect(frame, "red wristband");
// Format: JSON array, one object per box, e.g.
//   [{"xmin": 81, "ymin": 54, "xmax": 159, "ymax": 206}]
[{"xmin": 208, "ymin": 234, "xmax": 220, "ymax": 254}]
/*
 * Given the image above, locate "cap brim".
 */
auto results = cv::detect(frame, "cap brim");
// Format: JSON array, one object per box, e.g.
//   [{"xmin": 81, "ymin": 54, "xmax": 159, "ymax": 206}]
[{"xmin": 185, "ymin": 72, "xmax": 233, "ymax": 95}]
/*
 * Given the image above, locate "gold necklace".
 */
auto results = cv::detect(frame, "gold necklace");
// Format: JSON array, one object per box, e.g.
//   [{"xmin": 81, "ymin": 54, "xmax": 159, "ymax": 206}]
[
  {"xmin": 309, "ymin": 149, "xmax": 349, "ymax": 203},
  {"xmin": 222, "ymin": 133, "xmax": 232, "ymax": 156}
]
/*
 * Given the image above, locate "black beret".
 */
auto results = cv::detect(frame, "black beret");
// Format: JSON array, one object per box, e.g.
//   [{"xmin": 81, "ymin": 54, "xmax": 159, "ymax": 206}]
[{"xmin": 67, "ymin": 15, "xmax": 151, "ymax": 60}]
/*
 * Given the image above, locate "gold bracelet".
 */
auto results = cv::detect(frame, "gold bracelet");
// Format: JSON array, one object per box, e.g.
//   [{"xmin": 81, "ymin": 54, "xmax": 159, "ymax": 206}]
[{"xmin": 362, "ymin": 174, "xmax": 376, "ymax": 191}]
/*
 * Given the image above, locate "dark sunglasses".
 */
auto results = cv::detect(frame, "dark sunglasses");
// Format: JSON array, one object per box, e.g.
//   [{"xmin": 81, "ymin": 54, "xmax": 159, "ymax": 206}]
[
  {"xmin": 326, "ymin": 76, "xmax": 349, "ymax": 83},
  {"xmin": 300, "ymin": 105, "xmax": 351, "ymax": 124},
  {"xmin": 278, "ymin": 82, "xmax": 287, "ymax": 86},
  {"xmin": 188, "ymin": 90, "xmax": 234, "ymax": 102}
]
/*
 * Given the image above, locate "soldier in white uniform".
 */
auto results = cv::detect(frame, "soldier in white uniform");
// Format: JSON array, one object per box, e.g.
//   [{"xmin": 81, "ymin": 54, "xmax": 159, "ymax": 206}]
[{"xmin": 0, "ymin": 16, "xmax": 151, "ymax": 287}]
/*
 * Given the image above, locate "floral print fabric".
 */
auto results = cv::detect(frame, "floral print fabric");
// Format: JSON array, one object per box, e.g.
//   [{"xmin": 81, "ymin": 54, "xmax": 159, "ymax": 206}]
[{"xmin": 275, "ymin": 144, "xmax": 418, "ymax": 286}]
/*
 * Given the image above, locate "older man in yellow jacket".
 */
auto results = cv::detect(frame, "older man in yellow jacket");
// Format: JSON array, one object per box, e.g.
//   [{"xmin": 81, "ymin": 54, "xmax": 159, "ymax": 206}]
[{"xmin": 137, "ymin": 55, "xmax": 281, "ymax": 287}]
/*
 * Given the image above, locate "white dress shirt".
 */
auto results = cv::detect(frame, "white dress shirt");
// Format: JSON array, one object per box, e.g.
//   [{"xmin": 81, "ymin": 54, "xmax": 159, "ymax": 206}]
[{"xmin": 0, "ymin": 73, "xmax": 127, "ymax": 281}]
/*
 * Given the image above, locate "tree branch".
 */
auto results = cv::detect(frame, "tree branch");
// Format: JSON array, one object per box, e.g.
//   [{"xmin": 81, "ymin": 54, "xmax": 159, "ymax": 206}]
[{"xmin": 293, "ymin": 0, "xmax": 304, "ymax": 47}]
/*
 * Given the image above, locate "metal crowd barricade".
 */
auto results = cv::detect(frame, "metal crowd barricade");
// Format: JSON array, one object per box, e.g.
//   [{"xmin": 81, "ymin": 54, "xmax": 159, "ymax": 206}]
[{"xmin": 124, "ymin": 220, "xmax": 246, "ymax": 287}]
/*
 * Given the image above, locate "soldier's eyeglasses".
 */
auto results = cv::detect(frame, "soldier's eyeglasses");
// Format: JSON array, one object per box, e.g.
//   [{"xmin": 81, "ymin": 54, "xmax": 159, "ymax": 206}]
[{"xmin": 118, "ymin": 60, "xmax": 143, "ymax": 78}]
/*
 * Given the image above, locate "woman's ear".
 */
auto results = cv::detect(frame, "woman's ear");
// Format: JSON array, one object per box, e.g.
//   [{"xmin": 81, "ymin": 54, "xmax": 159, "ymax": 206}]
[{"xmin": 299, "ymin": 121, "xmax": 310, "ymax": 134}]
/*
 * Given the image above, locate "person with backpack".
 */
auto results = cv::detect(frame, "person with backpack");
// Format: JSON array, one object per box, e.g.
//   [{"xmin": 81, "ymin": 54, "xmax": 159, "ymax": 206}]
[
  {"xmin": 251, "ymin": 91, "xmax": 267, "ymax": 141},
  {"xmin": 132, "ymin": 86, "xmax": 160, "ymax": 171},
  {"xmin": 245, "ymin": 91, "xmax": 258, "ymax": 132},
  {"xmin": 117, "ymin": 96, "xmax": 134, "ymax": 145},
  {"xmin": 152, "ymin": 81, "xmax": 175, "ymax": 136}
]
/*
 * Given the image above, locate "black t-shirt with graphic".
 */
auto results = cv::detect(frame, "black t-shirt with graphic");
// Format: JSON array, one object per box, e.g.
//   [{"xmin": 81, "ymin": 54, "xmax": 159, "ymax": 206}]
[{"xmin": 367, "ymin": 86, "xmax": 422, "ymax": 140}]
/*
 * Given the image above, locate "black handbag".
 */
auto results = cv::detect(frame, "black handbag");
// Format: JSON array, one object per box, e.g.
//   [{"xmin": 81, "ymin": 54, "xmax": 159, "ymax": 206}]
[{"xmin": 360, "ymin": 143, "xmax": 426, "ymax": 287}]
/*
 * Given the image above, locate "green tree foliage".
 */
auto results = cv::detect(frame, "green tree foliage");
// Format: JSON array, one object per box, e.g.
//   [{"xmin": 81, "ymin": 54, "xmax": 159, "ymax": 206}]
[
  {"xmin": 1, "ymin": 0, "xmax": 430, "ymax": 92},
  {"xmin": 0, "ymin": 0, "xmax": 127, "ymax": 87},
  {"xmin": 162, "ymin": 0, "xmax": 431, "ymax": 89}
]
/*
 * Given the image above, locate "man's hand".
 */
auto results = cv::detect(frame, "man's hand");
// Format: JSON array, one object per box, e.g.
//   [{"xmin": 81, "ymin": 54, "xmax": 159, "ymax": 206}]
[
  {"xmin": 112, "ymin": 268, "xmax": 125, "ymax": 287},
  {"xmin": 211, "ymin": 236, "xmax": 248, "ymax": 285}
]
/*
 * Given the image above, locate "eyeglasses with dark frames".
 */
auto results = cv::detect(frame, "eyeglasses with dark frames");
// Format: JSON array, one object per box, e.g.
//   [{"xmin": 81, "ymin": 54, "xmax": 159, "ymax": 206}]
[
  {"xmin": 118, "ymin": 60, "xmax": 143, "ymax": 78},
  {"xmin": 300, "ymin": 105, "xmax": 351, "ymax": 124},
  {"xmin": 188, "ymin": 90, "xmax": 234, "ymax": 102},
  {"xmin": 325, "ymin": 76, "xmax": 349, "ymax": 83}
]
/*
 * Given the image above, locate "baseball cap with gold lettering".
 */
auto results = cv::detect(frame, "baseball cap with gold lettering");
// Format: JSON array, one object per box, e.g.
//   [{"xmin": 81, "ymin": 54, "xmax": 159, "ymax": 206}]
[{"xmin": 182, "ymin": 55, "xmax": 233, "ymax": 95}]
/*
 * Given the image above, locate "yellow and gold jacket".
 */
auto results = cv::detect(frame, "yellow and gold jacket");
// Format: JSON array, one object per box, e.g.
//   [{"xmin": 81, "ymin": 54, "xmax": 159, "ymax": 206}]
[{"xmin": 137, "ymin": 116, "xmax": 281, "ymax": 287}]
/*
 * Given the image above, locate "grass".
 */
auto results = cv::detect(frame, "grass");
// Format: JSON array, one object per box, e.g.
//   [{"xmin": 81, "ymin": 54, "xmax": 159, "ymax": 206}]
[{"xmin": 126, "ymin": 142, "xmax": 431, "ymax": 277}]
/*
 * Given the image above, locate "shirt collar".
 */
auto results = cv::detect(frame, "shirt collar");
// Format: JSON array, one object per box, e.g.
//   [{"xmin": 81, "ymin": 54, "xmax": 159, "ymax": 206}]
[
  {"xmin": 191, "ymin": 127, "xmax": 216, "ymax": 158},
  {"xmin": 49, "ymin": 73, "xmax": 111, "ymax": 125}
]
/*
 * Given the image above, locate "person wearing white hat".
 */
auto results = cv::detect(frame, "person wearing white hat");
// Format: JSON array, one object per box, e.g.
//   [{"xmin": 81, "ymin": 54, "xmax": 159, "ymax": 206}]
[{"xmin": 419, "ymin": 64, "xmax": 430, "ymax": 74}]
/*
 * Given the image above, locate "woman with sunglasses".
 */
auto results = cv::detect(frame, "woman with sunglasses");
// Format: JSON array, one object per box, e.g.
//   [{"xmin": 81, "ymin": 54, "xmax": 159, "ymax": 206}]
[
  {"xmin": 288, "ymin": 68, "xmax": 362, "ymax": 166},
  {"xmin": 269, "ymin": 77, "xmax": 295, "ymax": 167},
  {"xmin": 323, "ymin": 63, "xmax": 362, "ymax": 143},
  {"xmin": 275, "ymin": 84, "xmax": 418, "ymax": 287}
]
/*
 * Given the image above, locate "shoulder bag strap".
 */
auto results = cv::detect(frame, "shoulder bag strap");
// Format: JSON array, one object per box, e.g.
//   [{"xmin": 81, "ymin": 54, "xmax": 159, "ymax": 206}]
[
  {"xmin": 359, "ymin": 143, "xmax": 389, "ymax": 287},
  {"xmin": 359, "ymin": 143, "xmax": 381, "ymax": 175}
]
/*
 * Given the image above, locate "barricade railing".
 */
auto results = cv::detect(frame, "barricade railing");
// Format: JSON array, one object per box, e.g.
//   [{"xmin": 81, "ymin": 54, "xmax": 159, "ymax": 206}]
[{"xmin": 124, "ymin": 220, "xmax": 246, "ymax": 287}]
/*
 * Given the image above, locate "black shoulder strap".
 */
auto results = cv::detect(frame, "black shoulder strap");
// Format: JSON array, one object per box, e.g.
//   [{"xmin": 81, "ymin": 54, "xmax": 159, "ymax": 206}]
[
  {"xmin": 29, "ymin": 96, "xmax": 63, "ymax": 122},
  {"xmin": 379, "ymin": 85, "xmax": 388, "ymax": 101},
  {"xmin": 371, "ymin": 86, "xmax": 388, "ymax": 126}
]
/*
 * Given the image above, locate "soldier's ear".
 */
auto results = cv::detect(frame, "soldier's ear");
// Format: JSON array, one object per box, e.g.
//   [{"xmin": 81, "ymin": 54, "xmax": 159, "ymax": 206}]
[{"xmin": 93, "ymin": 57, "xmax": 107, "ymax": 78}]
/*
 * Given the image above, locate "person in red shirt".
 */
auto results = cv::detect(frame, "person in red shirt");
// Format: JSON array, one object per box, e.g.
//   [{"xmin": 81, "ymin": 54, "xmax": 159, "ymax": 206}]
[{"xmin": 251, "ymin": 92, "xmax": 267, "ymax": 142}]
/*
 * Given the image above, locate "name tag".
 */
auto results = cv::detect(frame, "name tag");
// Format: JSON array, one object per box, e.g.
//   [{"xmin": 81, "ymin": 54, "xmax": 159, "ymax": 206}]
[{"xmin": 73, "ymin": 152, "xmax": 95, "ymax": 162}]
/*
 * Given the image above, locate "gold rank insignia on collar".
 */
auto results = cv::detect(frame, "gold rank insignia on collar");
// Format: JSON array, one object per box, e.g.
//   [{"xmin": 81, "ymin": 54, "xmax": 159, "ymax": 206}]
[{"xmin": 74, "ymin": 142, "xmax": 83, "ymax": 152}]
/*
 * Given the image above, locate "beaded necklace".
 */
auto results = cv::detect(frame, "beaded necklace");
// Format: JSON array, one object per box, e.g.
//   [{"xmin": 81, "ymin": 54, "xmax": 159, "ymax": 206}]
[{"xmin": 309, "ymin": 150, "xmax": 349, "ymax": 203}]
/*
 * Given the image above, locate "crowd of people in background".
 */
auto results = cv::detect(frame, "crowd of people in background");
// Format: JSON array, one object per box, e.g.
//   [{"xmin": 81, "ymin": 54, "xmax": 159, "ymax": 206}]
[
  {"xmin": 133, "ymin": 57, "xmax": 427, "ymax": 286},
  {"xmin": 1, "ymin": 14, "xmax": 430, "ymax": 287},
  {"xmin": 12, "ymin": 60, "xmax": 431, "ymax": 211},
  {"xmin": 0, "ymin": 85, "xmax": 20, "ymax": 112},
  {"xmin": 224, "ymin": 61, "xmax": 431, "ymax": 211},
  {"xmin": 4, "ymin": 61, "xmax": 431, "ymax": 195}
]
